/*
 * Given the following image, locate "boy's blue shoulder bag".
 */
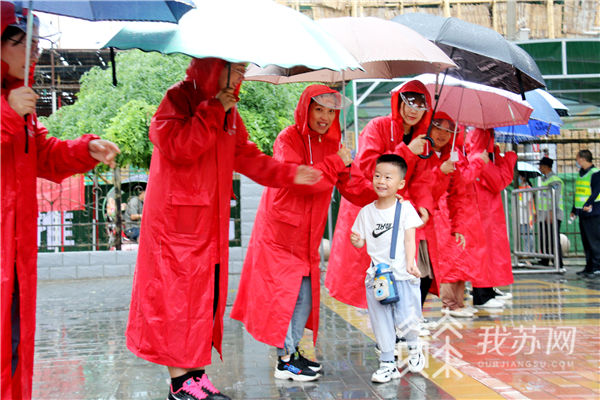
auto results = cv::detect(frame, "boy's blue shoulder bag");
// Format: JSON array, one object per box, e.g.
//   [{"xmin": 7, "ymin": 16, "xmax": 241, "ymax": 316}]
[{"xmin": 373, "ymin": 200, "xmax": 401, "ymax": 304}]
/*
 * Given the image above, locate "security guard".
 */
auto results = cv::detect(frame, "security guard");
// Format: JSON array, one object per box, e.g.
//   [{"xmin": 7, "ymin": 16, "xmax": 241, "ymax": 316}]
[
  {"xmin": 571, "ymin": 150, "xmax": 600, "ymax": 277},
  {"xmin": 538, "ymin": 156, "xmax": 564, "ymax": 267}
]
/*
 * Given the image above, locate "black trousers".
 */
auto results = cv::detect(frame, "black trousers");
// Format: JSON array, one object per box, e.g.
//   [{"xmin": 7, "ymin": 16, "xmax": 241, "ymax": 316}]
[
  {"xmin": 472, "ymin": 287, "xmax": 496, "ymax": 306},
  {"xmin": 580, "ymin": 215, "xmax": 600, "ymax": 272},
  {"xmin": 539, "ymin": 220, "xmax": 563, "ymax": 267}
]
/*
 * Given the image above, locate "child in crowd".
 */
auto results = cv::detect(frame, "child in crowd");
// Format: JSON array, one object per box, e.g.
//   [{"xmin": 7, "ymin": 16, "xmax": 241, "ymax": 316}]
[{"xmin": 350, "ymin": 154, "xmax": 425, "ymax": 383}]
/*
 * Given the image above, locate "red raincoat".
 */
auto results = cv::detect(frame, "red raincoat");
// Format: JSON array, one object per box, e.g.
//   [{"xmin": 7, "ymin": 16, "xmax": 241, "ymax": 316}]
[
  {"xmin": 126, "ymin": 58, "xmax": 299, "ymax": 368},
  {"xmin": 230, "ymin": 85, "xmax": 353, "ymax": 348},
  {"xmin": 466, "ymin": 128, "xmax": 517, "ymax": 287},
  {"xmin": 413, "ymin": 114, "xmax": 470, "ymax": 292},
  {"xmin": 1, "ymin": 8, "xmax": 99, "ymax": 397},
  {"xmin": 325, "ymin": 80, "xmax": 434, "ymax": 308},
  {"xmin": 434, "ymin": 136, "xmax": 487, "ymax": 284}
]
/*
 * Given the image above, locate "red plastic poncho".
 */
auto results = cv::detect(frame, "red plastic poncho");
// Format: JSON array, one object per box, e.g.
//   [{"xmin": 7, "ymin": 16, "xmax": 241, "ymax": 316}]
[
  {"xmin": 1, "ymin": 9, "xmax": 99, "ymax": 397},
  {"xmin": 125, "ymin": 58, "xmax": 299, "ymax": 368},
  {"xmin": 230, "ymin": 85, "xmax": 352, "ymax": 348},
  {"xmin": 325, "ymin": 80, "xmax": 434, "ymax": 308},
  {"xmin": 434, "ymin": 137, "xmax": 488, "ymax": 284},
  {"xmin": 466, "ymin": 128, "xmax": 517, "ymax": 287}
]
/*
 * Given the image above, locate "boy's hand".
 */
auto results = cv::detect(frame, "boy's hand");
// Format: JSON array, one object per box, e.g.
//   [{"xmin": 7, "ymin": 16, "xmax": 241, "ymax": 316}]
[
  {"xmin": 455, "ymin": 232, "xmax": 466, "ymax": 250},
  {"xmin": 89, "ymin": 139, "xmax": 120, "ymax": 169},
  {"xmin": 407, "ymin": 263, "xmax": 421, "ymax": 278},
  {"xmin": 294, "ymin": 165, "xmax": 322, "ymax": 185},
  {"xmin": 418, "ymin": 207, "xmax": 429, "ymax": 225},
  {"xmin": 350, "ymin": 231, "xmax": 364, "ymax": 248},
  {"xmin": 479, "ymin": 151, "xmax": 490, "ymax": 164}
]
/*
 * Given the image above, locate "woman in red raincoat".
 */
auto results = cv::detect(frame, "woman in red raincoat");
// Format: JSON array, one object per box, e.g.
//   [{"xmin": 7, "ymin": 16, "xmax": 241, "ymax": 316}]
[
  {"xmin": 325, "ymin": 80, "xmax": 433, "ymax": 309},
  {"xmin": 126, "ymin": 58, "xmax": 320, "ymax": 400},
  {"xmin": 231, "ymin": 85, "xmax": 354, "ymax": 381},
  {"xmin": 466, "ymin": 128, "xmax": 517, "ymax": 308},
  {"xmin": 1, "ymin": 4, "xmax": 119, "ymax": 398},
  {"xmin": 412, "ymin": 112, "xmax": 469, "ymax": 314}
]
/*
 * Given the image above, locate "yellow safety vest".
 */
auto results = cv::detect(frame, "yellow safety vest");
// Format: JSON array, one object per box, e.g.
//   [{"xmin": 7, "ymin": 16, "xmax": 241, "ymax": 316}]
[{"xmin": 574, "ymin": 167, "xmax": 600, "ymax": 209}]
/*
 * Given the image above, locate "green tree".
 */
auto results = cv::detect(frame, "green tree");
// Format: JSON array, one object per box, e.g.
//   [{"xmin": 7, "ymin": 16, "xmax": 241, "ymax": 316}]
[{"xmin": 40, "ymin": 50, "xmax": 308, "ymax": 165}]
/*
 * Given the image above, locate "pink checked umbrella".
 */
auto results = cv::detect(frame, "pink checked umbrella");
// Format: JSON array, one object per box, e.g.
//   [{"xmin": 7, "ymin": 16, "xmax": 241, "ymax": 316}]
[
  {"xmin": 407, "ymin": 73, "xmax": 533, "ymax": 129},
  {"xmin": 245, "ymin": 16, "xmax": 456, "ymax": 83}
]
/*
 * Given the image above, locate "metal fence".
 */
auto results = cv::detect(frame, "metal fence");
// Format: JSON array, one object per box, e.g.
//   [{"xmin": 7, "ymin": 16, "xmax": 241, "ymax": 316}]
[
  {"xmin": 37, "ymin": 168, "xmax": 242, "ymax": 252},
  {"xmin": 507, "ymin": 186, "xmax": 565, "ymax": 273}
]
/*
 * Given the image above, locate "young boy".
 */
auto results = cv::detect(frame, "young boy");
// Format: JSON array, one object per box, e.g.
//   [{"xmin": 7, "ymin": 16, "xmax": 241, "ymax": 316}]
[{"xmin": 350, "ymin": 154, "xmax": 425, "ymax": 383}]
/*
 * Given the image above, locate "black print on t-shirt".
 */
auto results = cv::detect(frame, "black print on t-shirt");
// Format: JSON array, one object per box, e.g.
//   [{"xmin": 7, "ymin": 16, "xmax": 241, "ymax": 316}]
[{"xmin": 372, "ymin": 223, "xmax": 392, "ymax": 238}]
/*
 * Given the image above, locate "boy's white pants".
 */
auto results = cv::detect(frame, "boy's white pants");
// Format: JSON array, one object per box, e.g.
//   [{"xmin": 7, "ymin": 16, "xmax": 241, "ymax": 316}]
[{"xmin": 365, "ymin": 277, "xmax": 422, "ymax": 362}]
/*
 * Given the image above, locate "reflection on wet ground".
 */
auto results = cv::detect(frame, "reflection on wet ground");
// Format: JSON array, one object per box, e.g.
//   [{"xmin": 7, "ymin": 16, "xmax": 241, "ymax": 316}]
[{"xmin": 33, "ymin": 268, "xmax": 599, "ymax": 399}]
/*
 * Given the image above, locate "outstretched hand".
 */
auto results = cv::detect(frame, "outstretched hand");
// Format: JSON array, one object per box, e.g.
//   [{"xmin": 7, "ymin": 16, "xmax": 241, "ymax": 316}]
[
  {"xmin": 89, "ymin": 139, "xmax": 120, "ymax": 169},
  {"xmin": 294, "ymin": 165, "xmax": 322, "ymax": 185},
  {"xmin": 418, "ymin": 207, "xmax": 429, "ymax": 225}
]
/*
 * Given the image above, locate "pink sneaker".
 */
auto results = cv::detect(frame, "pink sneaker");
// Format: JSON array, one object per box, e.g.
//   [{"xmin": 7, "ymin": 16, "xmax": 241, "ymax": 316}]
[
  {"xmin": 168, "ymin": 378, "xmax": 208, "ymax": 400},
  {"xmin": 196, "ymin": 374, "xmax": 231, "ymax": 400}
]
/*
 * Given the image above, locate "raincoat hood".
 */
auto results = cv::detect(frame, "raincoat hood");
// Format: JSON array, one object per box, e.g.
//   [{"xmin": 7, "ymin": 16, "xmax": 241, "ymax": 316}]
[
  {"xmin": 1, "ymin": 2, "xmax": 36, "ymax": 93},
  {"xmin": 390, "ymin": 79, "xmax": 432, "ymax": 125},
  {"xmin": 184, "ymin": 57, "xmax": 242, "ymax": 99},
  {"xmin": 431, "ymin": 110, "xmax": 457, "ymax": 155},
  {"xmin": 294, "ymin": 84, "xmax": 343, "ymax": 142}
]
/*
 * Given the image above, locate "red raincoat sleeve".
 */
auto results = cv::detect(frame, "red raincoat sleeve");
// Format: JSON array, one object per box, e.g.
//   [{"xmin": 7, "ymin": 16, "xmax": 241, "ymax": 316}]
[
  {"xmin": 1, "ymin": 96, "xmax": 24, "ymax": 144},
  {"xmin": 479, "ymin": 149, "xmax": 517, "ymax": 193},
  {"xmin": 446, "ymin": 168, "xmax": 470, "ymax": 234},
  {"xmin": 34, "ymin": 120, "xmax": 99, "ymax": 182},
  {"xmin": 233, "ymin": 113, "xmax": 296, "ymax": 187},
  {"xmin": 459, "ymin": 155, "xmax": 485, "ymax": 184},
  {"xmin": 358, "ymin": 118, "xmax": 417, "ymax": 182},
  {"xmin": 149, "ymin": 88, "xmax": 224, "ymax": 164}
]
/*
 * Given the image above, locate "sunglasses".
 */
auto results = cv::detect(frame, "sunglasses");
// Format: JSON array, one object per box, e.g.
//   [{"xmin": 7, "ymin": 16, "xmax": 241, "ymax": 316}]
[
  {"xmin": 400, "ymin": 92, "xmax": 429, "ymax": 111},
  {"xmin": 432, "ymin": 119, "xmax": 456, "ymax": 133}
]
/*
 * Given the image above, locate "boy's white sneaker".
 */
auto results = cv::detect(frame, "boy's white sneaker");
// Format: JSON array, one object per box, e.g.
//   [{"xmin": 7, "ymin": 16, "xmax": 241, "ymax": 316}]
[
  {"xmin": 407, "ymin": 345, "xmax": 425, "ymax": 373},
  {"xmin": 371, "ymin": 361, "xmax": 400, "ymax": 383}
]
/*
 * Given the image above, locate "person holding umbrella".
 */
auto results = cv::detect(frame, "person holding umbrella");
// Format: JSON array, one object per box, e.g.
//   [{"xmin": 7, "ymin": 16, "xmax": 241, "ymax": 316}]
[
  {"xmin": 1, "ymin": 4, "xmax": 120, "ymax": 398},
  {"xmin": 325, "ymin": 80, "xmax": 433, "ymax": 320},
  {"xmin": 231, "ymin": 85, "xmax": 354, "ymax": 382},
  {"xmin": 125, "ymin": 58, "xmax": 322, "ymax": 400}
]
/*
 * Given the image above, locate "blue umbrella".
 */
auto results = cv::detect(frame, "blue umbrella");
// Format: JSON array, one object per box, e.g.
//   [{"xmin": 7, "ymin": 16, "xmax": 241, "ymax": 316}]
[
  {"xmin": 14, "ymin": 0, "xmax": 194, "ymax": 22},
  {"xmin": 495, "ymin": 89, "xmax": 567, "ymax": 143}
]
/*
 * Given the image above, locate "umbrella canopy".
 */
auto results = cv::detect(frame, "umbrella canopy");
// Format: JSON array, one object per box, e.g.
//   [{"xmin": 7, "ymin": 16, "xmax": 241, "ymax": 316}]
[
  {"xmin": 103, "ymin": 0, "xmax": 361, "ymax": 71},
  {"xmin": 393, "ymin": 12, "xmax": 545, "ymax": 94},
  {"xmin": 245, "ymin": 16, "xmax": 456, "ymax": 84},
  {"xmin": 495, "ymin": 89, "xmax": 566, "ymax": 142},
  {"xmin": 14, "ymin": 0, "xmax": 194, "ymax": 22},
  {"xmin": 406, "ymin": 74, "xmax": 533, "ymax": 129}
]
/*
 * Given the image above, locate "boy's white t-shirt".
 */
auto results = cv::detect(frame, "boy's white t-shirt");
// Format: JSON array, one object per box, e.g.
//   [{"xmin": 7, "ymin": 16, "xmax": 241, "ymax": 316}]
[{"xmin": 352, "ymin": 200, "xmax": 423, "ymax": 281}]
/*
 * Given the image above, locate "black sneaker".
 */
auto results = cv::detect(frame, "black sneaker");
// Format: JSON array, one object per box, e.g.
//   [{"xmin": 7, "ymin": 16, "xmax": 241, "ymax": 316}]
[
  {"xmin": 583, "ymin": 270, "xmax": 600, "ymax": 279},
  {"xmin": 295, "ymin": 347, "xmax": 322, "ymax": 372},
  {"xmin": 576, "ymin": 268, "xmax": 591, "ymax": 276},
  {"xmin": 168, "ymin": 378, "xmax": 209, "ymax": 400},
  {"xmin": 195, "ymin": 374, "xmax": 231, "ymax": 400},
  {"xmin": 274, "ymin": 352, "xmax": 320, "ymax": 381}
]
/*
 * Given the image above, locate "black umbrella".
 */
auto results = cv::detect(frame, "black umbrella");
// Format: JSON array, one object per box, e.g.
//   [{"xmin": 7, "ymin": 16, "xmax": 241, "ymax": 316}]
[{"xmin": 392, "ymin": 13, "xmax": 545, "ymax": 95}]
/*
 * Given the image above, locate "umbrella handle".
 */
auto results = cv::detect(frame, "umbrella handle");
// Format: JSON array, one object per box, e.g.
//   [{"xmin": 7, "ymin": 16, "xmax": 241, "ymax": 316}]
[{"xmin": 418, "ymin": 136, "xmax": 434, "ymax": 159}]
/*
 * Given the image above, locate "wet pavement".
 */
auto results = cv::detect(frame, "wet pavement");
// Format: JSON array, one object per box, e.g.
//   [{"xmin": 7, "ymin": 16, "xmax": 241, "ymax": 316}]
[{"xmin": 33, "ymin": 264, "xmax": 600, "ymax": 399}]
